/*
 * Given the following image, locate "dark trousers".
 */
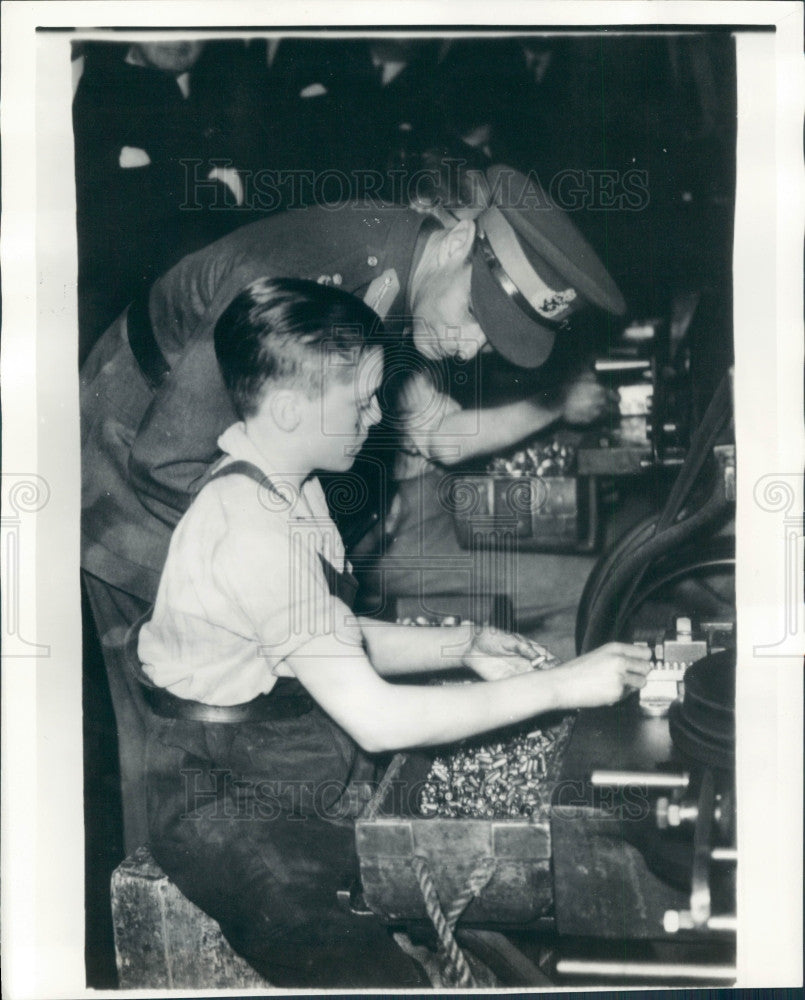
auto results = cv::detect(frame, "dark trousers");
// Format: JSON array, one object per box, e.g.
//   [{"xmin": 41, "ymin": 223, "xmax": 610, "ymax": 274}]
[
  {"xmin": 145, "ymin": 710, "xmax": 429, "ymax": 988},
  {"xmin": 83, "ymin": 571, "xmax": 151, "ymax": 855}
]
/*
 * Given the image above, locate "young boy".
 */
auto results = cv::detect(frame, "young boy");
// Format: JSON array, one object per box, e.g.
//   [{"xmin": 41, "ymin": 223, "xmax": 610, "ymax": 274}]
[{"xmin": 137, "ymin": 276, "xmax": 651, "ymax": 988}]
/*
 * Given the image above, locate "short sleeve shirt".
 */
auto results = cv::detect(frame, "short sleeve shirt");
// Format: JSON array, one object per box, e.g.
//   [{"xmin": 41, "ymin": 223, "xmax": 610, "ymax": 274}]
[{"xmin": 138, "ymin": 423, "xmax": 364, "ymax": 705}]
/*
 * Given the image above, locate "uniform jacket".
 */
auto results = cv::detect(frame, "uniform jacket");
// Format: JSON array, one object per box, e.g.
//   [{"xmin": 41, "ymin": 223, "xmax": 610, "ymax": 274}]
[{"xmin": 80, "ymin": 203, "xmax": 426, "ymax": 603}]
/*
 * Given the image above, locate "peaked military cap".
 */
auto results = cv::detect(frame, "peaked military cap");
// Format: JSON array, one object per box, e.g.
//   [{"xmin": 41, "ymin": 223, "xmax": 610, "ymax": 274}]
[{"xmin": 469, "ymin": 164, "xmax": 626, "ymax": 369}]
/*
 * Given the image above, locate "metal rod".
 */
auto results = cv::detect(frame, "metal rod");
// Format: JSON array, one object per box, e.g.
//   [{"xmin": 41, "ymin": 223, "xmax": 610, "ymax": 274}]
[
  {"xmin": 707, "ymin": 914, "xmax": 738, "ymax": 933},
  {"xmin": 711, "ymin": 847, "xmax": 738, "ymax": 862},
  {"xmin": 590, "ymin": 769, "xmax": 689, "ymax": 789},
  {"xmin": 556, "ymin": 959, "xmax": 736, "ymax": 982},
  {"xmin": 594, "ymin": 359, "xmax": 652, "ymax": 372},
  {"xmin": 664, "ymin": 909, "xmax": 737, "ymax": 934},
  {"xmin": 690, "ymin": 769, "xmax": 715, "ymax": 925}
]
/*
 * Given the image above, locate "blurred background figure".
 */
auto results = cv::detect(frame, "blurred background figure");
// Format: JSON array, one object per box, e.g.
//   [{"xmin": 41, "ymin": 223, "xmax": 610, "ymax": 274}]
[
  {"xmin": 249, "ymin": 37, "xmax": 448, "ymax": 205},
  {"xmin": 73, "ymin": 39, "xmax": 264, "ymax": 361},
  {"xmin": 250, "ymin": 37, "xmax": 378, "ymax": 197}
]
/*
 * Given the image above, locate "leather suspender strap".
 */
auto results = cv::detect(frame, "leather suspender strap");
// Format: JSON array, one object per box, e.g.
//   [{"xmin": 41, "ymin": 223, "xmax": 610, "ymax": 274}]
[
  {"xmin": 209, "ymin": 460, "xmax": 360, "ymax": 607},
  {"xmin": 207, "ymin": 459, "xmax": 288, "ymax": 501},
  {"xmin": 127, "ymin": 292, "xmax": 171, "ymax": 389}
]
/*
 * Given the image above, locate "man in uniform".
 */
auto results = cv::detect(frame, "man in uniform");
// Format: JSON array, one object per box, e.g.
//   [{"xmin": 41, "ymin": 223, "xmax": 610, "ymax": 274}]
[{"xmin": 81, "ymin": 163, "xmax": 625, "ymax": 852}]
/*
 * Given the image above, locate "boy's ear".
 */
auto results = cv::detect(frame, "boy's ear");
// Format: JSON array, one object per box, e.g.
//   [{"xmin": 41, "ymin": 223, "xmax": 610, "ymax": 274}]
[
  {"xmin": 437, "ymin": 218, "xmax": 476, "ymax": 266},
  {"xmin": 268, "ymin": 390, "xmax": 302, "ymax": 432}
]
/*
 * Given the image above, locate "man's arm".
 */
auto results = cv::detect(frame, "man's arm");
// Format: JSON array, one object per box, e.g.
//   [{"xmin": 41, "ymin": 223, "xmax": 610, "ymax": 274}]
[
  {"xmin": 424, "ymin": 396, "xmax": 562, "ymax": 464},
  {"xmin": 418, "ymin": 374, "xmax": 614, "ymax": 465}
]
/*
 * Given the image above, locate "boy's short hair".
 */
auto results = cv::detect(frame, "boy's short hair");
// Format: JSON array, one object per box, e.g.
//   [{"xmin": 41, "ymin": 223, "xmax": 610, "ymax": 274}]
[{"xmin": 214, "ymin": 277, "xmax": 385, "ymax": 418}]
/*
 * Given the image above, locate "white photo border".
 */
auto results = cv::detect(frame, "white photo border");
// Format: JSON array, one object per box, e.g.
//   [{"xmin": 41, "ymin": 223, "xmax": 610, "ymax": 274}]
[{"xmin": 2, "ymin": 2, "xmax": 802, "ymax": 995}]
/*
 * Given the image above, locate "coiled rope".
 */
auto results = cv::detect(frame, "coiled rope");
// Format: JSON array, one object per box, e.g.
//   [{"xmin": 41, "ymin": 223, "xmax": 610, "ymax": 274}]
[{"xmin": 410, "ymin": 854, "xmax": 497, "ymax": 987}]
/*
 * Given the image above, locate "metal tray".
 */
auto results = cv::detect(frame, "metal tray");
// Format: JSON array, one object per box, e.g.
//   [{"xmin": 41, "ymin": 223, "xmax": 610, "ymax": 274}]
[{"xmin": 449, "ymin": 474, "xmax": 598, "ymax": 553}]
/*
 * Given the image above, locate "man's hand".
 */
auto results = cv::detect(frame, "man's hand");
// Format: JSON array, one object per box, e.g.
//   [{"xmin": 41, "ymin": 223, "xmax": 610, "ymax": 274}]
[
  {"xmin": 560, "ymin": 373, "xmax": 618, "ymax": 426},
  {"xmin": 550, "ymin": 642, "xmax": 653, "ymax": 709},
  {"xmin": 462, "ymin": 626, "xmax": 556, "ymax": 681}
]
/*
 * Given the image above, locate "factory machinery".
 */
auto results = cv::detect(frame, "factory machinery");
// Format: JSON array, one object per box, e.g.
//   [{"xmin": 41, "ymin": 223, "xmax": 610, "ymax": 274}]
[{"xmin": 349, "ymin": 307, "xmax": 737, "ymax": 987}]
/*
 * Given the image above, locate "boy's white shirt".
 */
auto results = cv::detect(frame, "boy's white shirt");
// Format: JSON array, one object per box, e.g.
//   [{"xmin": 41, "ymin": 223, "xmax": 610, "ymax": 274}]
[{"xmin": 138, "ymin": 422, "xmax": 363, "ymax": 706}]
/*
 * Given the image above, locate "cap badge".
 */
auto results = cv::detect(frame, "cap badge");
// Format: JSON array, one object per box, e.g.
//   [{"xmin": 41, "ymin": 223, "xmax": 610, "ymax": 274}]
[{"xmin": 534, "ymin": 288, "xmax": 577, "ymax": 318}]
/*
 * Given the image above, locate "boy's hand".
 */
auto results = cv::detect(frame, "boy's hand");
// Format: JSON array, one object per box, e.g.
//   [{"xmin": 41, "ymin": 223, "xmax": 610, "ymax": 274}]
[
  {"xmin": 462, "ymin": 626, "xmax": 556, "ymax": 681},
  {"xmin": 550, "ymin": 642, "xmax": 652, "ymax": 709}
]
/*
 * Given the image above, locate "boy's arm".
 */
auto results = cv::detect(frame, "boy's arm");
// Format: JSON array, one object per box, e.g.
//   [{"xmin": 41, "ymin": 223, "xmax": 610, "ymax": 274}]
[
  {"xmin": 358, "ymin": 619, "xmax": 550, "ymax": 679},
  {"xmin": 285, "ymin": 637, "xmax": 651, "ymax": 754}
]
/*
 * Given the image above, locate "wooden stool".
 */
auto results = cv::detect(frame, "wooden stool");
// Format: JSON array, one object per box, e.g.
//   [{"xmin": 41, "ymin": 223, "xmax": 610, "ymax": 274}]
[{"xmin": 110, "ymin": 846, "xmax": 270, "ymax": 989}]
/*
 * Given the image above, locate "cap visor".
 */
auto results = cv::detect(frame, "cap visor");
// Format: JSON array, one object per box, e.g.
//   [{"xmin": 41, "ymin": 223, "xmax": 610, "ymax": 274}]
[
  {"xmin": 471, "ymin": 252, "xmax": 556, "ymax": 369},
  {"xmin": 486, "ymin": 164, "xmax": 627, "ymax": 317}
]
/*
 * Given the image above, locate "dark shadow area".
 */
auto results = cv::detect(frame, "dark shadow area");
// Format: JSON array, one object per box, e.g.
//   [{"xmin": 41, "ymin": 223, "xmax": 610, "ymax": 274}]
[{"xmin": 82, "ymin": 578, "xmax": 122, "ymax": 988}]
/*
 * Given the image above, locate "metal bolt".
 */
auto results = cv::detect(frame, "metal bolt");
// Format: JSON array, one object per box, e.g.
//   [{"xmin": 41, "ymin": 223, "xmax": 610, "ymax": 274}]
[
  {"xmin": 663, "ymin": 909, "xmax": 692, "ymax": 934},
  {"xmin": 676, "ymin": 616, "xmax": 692, "ymax": 637}
]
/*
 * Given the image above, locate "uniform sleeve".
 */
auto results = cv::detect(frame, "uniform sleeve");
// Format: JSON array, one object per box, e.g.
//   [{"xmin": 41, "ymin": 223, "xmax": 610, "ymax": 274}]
[
  {"xmin": 125, "ymin": 210, "xmax": 375, "ymax": 531},
  {"xmin": 128, "ymin": 233, "xmax": 281, "ymax": 525},
  {"xmin": 128, "ymin": 336, "xmax": 237, "ymax": 525},
  {"xmin": 214, "ymin": 517, "xmax": 365, "ymax": 672}
]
